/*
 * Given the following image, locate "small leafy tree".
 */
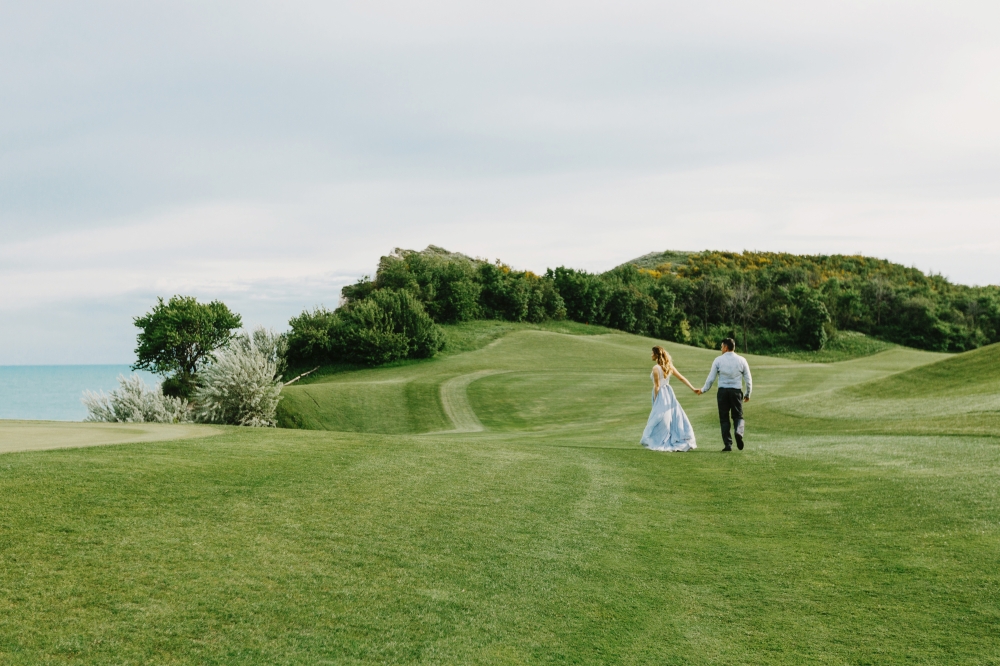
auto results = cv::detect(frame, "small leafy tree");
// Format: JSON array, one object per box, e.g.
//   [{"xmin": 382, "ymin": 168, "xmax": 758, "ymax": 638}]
[
  {"xmin": 728, "ymin": 281, "xmax": 760, "ymax": 352},
  {"xmin": 132, "ymin": 296, "xmax": 242, "ymax": 398},
  {"xmin": 83, "ymin": 374, "xmax": 191, "ymax": 423}
]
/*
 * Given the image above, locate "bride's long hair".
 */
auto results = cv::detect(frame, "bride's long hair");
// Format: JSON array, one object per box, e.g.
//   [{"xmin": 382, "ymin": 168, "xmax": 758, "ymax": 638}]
[{"xmin": 653, "ymin": 346, "xmax": 673, "ymax": 375}]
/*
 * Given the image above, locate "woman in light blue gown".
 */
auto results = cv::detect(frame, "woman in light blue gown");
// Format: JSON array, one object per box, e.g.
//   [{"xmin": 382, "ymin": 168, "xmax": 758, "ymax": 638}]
[{"xmin": 641, "ymin": 346, "xmax": 698, "ymax": 452}]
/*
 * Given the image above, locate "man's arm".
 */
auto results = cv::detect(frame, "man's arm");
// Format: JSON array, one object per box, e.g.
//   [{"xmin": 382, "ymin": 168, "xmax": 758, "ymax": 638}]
[
  {"xmin": 701, "ymin": 358, "xmax": 720, "ymax": 394},
  {"xmin": 743, "ymin": 359, "xmax": 752, "ymax": 401}
]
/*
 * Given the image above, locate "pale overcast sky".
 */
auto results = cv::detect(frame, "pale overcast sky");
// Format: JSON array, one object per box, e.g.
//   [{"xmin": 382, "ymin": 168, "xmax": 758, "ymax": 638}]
[{"xmin": 2, "ymin": 1, "xmax": 998, "ymax": 363}]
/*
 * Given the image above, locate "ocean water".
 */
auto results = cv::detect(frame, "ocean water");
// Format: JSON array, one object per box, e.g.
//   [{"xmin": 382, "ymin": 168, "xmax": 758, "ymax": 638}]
[{"xmin": 0, "ymin": 366, "xmax": 159, "ymax": 421}]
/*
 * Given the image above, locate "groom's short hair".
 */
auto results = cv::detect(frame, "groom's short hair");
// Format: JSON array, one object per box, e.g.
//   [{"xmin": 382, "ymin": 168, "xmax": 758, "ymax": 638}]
[{"xmin": 722, "ymin": 338, "xmax": 736, "ymax": 351}]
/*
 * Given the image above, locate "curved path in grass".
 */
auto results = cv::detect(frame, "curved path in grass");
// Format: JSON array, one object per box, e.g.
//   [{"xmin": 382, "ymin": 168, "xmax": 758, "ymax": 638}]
[
  {"xmin": 0, "ymin": 421, "xmax": 220, "ymax": 454},
  {"xmin": 438, "ymin": 370, "xmax": 508, "ymax": 432}
]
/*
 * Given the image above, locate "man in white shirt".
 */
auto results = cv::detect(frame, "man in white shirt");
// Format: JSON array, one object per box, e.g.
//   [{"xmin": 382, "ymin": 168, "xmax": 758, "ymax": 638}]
[{"xmin": 697, "ymin": 337, "xmax": 752, "ymax": 452}]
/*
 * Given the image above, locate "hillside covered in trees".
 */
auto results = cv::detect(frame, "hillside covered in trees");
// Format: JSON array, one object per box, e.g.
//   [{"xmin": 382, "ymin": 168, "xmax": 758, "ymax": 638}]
[{"xmin": 287, "ymin": 246, "xmax": 1000, "ymax": 367}]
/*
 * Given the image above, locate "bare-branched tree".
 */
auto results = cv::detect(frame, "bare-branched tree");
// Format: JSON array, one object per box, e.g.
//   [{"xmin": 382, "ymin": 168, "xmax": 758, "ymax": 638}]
[
  {"xmin": 727, "ymin": 281, "xmax": 760, "ymax": 352},
  {"xmin": 966, "ymin": 300, "xmax": 983, "ymax": 327},
  {"xmin": 869, "ymin": 276, "xmax": 892, "ymax": 327}
]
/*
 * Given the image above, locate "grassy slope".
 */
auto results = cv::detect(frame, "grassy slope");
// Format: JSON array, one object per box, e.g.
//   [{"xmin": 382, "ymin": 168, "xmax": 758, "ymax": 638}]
[
  {"xmin": 853, "ymin": 340, "xmax": 1000, "ymax": 397},
  {"xmin": 1, "ymin": 329, "xmax": 999, "ymax": 663},
  {"xmin": 276, "ymin": 321, "xmax": 618, "ymax": 432},
  {"xmin": 769, "ymin": 329, "xmax": 897, "ymax": 363}
]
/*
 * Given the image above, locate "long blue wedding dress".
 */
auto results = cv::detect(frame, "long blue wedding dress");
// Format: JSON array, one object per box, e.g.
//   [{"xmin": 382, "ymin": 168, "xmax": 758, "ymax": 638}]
[{"xmin": 640, "ymin": 366, "xmax": 697, "ymax": 452}]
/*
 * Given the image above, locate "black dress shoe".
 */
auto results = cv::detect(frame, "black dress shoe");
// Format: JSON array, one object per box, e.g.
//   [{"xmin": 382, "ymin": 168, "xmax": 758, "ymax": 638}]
[
  {"xmin": 721, "ymin": 447, "xmax": 732, "ymax": 452},
  {"xmin": 735, "ymin": 434, "xmax": 744, "ymax": 450}
]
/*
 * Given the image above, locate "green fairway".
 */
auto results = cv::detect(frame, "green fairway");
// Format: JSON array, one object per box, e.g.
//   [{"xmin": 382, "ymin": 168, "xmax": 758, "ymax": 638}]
[{"xmin": 1, "ymin": 327, "xmax": 998, "ymax": 663}]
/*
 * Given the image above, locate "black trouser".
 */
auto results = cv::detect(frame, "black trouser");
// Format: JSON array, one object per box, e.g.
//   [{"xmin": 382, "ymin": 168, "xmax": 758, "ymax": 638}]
[{"xmin": 717, "ymin": 387, "xmax": 744, "ymax": 448}]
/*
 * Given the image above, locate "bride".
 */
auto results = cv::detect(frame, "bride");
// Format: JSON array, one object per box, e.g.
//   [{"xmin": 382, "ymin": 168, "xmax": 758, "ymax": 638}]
[{"xmin": 640, "ymin": 346, "xmax": 698, "ymax": 452}]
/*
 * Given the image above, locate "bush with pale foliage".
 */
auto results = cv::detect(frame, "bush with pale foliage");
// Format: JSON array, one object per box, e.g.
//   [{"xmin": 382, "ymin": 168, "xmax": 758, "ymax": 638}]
[
  {"xmin": 233, "ymin": 326, "xmax": 288, "ymax": 377},
  {"xmin": 83, "ymin": 374, "xmax": 191, "ymax": 423},
  {"xmin": 191, "ymin": 328, "xmax": 285, "ymax": 427}
]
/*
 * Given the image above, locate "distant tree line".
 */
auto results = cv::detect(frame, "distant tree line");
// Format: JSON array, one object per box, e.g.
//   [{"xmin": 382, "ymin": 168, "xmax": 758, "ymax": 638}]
[
  {"xmin": 639, "ymin": 251, "xmax": 1000, "ymax": 353},
  {"xmin": 287, "ymin": 246, "xmax": 1000, "ymax": 367}
]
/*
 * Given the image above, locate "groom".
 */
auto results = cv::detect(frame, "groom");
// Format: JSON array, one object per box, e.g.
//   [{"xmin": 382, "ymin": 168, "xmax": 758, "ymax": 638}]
[{"xmin": 696, "ymin": 338, "xmax": 752, "ymax": 452}]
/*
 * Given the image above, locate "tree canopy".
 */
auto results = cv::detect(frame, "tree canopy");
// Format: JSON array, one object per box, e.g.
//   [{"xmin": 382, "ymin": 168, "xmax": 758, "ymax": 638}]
[
  {"xmin": 132, "ymin": 296, "xmax": 242, "ymax": 397},
  {"xmin": 315, "ymin": 246, "xmax": 1000, "ymax": 358},
  {"xmin": 287, "ymin": 289, "xmax": 444, "ymax": 368}
]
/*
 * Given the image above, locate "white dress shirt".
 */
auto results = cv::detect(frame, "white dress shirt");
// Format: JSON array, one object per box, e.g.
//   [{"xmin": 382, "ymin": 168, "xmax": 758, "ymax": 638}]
[{"xmin": 701, "ymin": 351, "xmax": 752, "ymax": 398}]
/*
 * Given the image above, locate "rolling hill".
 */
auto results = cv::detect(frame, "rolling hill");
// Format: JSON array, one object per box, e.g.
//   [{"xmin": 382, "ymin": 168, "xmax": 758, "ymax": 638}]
[
  {"xmin": 1, "ymin": 325, "xmax": 998, "ymax": 663},
  {"xmin": 279, "ymin": 322, "xmax": 999, "ymax": 439}
]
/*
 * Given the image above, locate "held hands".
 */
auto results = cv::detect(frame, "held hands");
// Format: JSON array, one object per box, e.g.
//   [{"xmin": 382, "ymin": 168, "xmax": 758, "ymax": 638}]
[{"xmin": 687, "ymin": 387, "xmax": 745, "ymax": 399}]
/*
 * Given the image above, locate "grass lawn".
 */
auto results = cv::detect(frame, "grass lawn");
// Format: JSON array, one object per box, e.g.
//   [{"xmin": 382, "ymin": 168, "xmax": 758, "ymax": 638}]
[{"xmin": 1, "ymin": 327, "xmax": 998, "ymax": 663}]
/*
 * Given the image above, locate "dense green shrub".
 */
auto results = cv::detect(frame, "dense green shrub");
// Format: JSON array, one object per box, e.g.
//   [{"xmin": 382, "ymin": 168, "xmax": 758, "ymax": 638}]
[
  {"xmin": 548, "ymin": 267, "xmax": 609, "ymax": 324},
  {"xmin": 286, "ymin": 308, "xmax": 339, "ymax": 367},
  {"xmin": 333, "ymin": 289, "xmax": 445, "ymax": 365},
  {"xmin": 287, "ymin": 289, "xmax": 444, "ymax": 368},
  {"xmin": 548, "ymin": 265, "xmax": 689, "ymax": 342},
  {"xmin": 477, "ymin": 262, "xmax": 565, "ymax": 322},
  {"xmin": 361, "ymin": 247, "xmax": 483, "ymax": 323},
  {"xmin": 797, "ymin": 294, "xmax": 831, "ymax": 351}
]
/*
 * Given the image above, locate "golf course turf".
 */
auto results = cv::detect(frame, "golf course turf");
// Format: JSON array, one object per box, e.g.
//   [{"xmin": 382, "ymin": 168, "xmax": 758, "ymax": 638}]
[{"xmin": 1, "ymin": 325, "xmax": 998, "ymax": 663}]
